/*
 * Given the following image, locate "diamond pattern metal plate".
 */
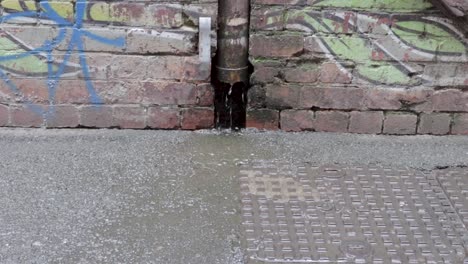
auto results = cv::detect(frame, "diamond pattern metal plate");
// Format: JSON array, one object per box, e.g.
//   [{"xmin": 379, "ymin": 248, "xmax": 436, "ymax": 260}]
[
  {"xmin": 239, "ymin": 163, "xmax": 468, "ymax": 263},
  {"xmin": 436, "ymin": 168, "xmax": 468, "ymax": 231}
]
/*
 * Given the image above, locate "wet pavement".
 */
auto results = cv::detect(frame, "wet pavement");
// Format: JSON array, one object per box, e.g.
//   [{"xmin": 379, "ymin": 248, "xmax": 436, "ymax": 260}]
[{"xmin": 0, "ymin": 128, "xmax": 467, "ymax": 263}]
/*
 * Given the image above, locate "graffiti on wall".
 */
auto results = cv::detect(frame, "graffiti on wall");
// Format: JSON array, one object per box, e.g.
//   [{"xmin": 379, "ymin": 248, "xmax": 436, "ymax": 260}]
[
  {"xmin": 259, "ymin": 0, "xmax": 468, "ymax": 86},
  {"xmin": 0, "ymin": 0, "xmax": 126, "ymax": 115}
]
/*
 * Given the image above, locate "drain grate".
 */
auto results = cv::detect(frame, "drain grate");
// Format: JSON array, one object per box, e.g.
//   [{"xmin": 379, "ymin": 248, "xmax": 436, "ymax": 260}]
[
  {"xmin": 239, "ymin": 163, "xmax": 468, "ymax": 263},
  {"xmin": 436, "ymin": 168, "xmax": 468, "ymax": 229}
]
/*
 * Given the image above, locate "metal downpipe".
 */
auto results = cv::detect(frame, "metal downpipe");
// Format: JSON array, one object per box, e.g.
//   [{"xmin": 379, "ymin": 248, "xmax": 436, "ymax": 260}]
[{"xmin": 214, "ymin": 0, "xmax": 250, "ymax": 129}]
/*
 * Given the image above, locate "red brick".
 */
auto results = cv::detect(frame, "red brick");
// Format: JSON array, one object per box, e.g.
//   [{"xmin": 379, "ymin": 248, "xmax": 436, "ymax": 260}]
[
  {"xmin": 45, "ymin": 105, "xmax": 79, "ymax": 128},
  {"xmin": 314, "ymin": 111, "xmax": 349, "ymax": 132},
  {"xmin": 298, "ymin": 88, "xmax": 322, "ymax": 108},
  {"xmin": 80, "ymin": 105, "xmax": 114, "ymax": 128},
  {"xmin": 280, "ymin": 110, "xmax": 314, "ymax": 132},
  {"xmin": 108, "ymin": 3, "xmax": 147, "ymax": 26},
  {"xmin": 319, "ymin": 63, "xmax": 352, "ymax": 84},
  {"xmin": 55, "ymin": 80, "xmax": 90, "ymax": 104},
  {"xmin": 181, "ymin": 108, "xmax": 214, "ymax": 130},
  {"xmin": 0, "ymin": 105, "xmax": 8, "ymax": 126},
  {"xmin": 246, "ymin": 109, "xmax": 279, "ymax": 130},
  {"xmin": 147, "ymin": 4, "xmax": 183, "ymax": 28},
  {"xmin": 265, "ymin": 84, "xmax": 300, "ymax": 109},
  {"xmin": 140, "ymin": 82, "xmax": 198, "ymax": 105},
  {"xmin": 283, "ymin": 65, "xmax": 320, "ymax": 83},
  {"xmin": 182, "ymin": 57, "xmax": 211, "ymax": 81},
  {"xmin": 147, "ymin": 107, "xmax": 180, "ymax": 129},
  {"xmin": 251, "ymin": 67, "xmax": 279, "ymax": 84},
  {"xmin": 9, "ymin": 78, "xmax": 49, "ymax": 104},
  {"xmin": 0, "ymin": 82, "xmax": 14, "ymax": 103},
  {"xmin": 250, "ymin": 34, "xmax": 303, "ymax": 58},
  {"xmin": 432, "ymin": 89, "xmax": 468, "ymax": 112},
  {"xmin": 146, "ymin": 56, "xmax": 185, "ymax": 80},
  {"xmin": 417, "ymin": 113, "xmax": 451, "ymax": 135},
  {"xmin": 300, "ymin": 87, "xmax": 364, "ymax": 110},
  {"xmin": 365, "ymin": 88, "xmax": 403, "ymax": 110},
  {"xmin": 452, "ymin": 114, "xmax": 468, "ymax": 135},
  {"xmin": 113, "ymin": 106, "xmax": 146, "ymax": 129},
  {"xmin": 94, "ymin": 81, "xmax": 135, "ymax": 104},
  {"xmin": 383, "ymin": 112, "xmax": 417, "ymax": 135},
  {"xmin": 197, "ymin": 84, "xmax": 214, "ymax": 107},
  {"xmin": 247, "ymin": 85, "xmax": 267, "ymax": 109},
  {"xmin": 10, "ymin": 105, "xmax": 43, "ymax": 127},
  {"xmin": 321, "ymin": 88, "xmax": 364, "ymax": 110},
  {"xmin": 251, "ymin": 7, "xmax": 285, "ymax": 30},
  {"xmin": 349, "ymin": 111, "xmax": 384, "ymax": 134},
  {"xmin": 364, "ymin": 88, "xmax": 433, "ymax": 111}
]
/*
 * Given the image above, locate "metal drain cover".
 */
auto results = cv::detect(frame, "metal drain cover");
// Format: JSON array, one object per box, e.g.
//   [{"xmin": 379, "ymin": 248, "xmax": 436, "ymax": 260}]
[{"xmin": 239, "ymin": 163, "xmax": 468, "ymax": 263}]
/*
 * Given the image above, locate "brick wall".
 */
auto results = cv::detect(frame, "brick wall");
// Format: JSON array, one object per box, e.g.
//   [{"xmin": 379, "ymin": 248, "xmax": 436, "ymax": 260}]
[
  {"xmin": 0, "ymin": 0, "xmax": 217, "ymax": 129},
  {"xmin": 248, "ymin": 0, "xmax": 468, "ymax": 135}
]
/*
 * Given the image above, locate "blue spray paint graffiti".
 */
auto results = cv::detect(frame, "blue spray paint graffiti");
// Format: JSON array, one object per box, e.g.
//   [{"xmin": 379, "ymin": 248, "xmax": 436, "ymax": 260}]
[{"xmin": 0, "ymin": 0, "xmax": 125, "ymax": 117}]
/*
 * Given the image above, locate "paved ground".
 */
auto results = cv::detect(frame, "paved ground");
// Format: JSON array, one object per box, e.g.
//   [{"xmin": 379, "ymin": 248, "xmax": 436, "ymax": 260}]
[{"xmin": 0, "ymin": 128, "xmax": 467, "ymax": 263}]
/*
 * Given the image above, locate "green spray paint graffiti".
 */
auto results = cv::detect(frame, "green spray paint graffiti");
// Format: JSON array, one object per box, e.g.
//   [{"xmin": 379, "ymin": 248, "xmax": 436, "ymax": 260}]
[
  {"xmin": 258, "ymin": 5, "xmax": 468, "ymax": 86},
  {"xmin": 309, "ymin": 0, "xmax": 433, "ymax": 12}
]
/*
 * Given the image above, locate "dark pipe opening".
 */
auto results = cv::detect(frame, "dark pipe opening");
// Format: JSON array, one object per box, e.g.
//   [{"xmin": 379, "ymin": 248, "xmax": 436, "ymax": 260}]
[{"xmin": 213, "ymin": 78, "xmax": 247, "ymax": 130}]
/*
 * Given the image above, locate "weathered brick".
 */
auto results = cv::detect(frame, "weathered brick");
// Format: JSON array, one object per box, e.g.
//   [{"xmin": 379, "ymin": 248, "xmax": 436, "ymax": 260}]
[
  {"xmin": 300, "ymin": 87, "xmax": 364, "ymax": 110},
  {"xmin": 146, "ymin": 56, "xmax": 186, "ymax": 80},
  {"xmin": 418, "ymin": 113, "xmax": 451, "ymax": 135},
  {"xmin": 265, "ymin": 84, "xmax": 300, "ymax": 109},
  {"xmin": 314, "ymin": 111, "xmax": 349, "ymax": 133},
  {"xmin": 147, "ymin": 4, "xmax": 183, "ymax": 28},
  {"xmin": 81, "ymin": 28, "xmax": 126, "ymax": 53},
  {"xmin": 4, "ymin": 78, "xmax": 49, "ymax": 104},
  {"xmin": 283, "ymin": 64, "xmax": 320, "ymax": 83},
  {"xmin": 250, "ymin": 34, "xmax": 303, "ymax": 58},
  {"xmin": 182, "ymin": 56, "xmax": 211, "ymax": 81},
  {"xmin": 113, "ymin": 106, "xmax": 146, "ymax": 129},
  {"xmin": 251, "ymin": 67, "xmax": 279, "ymax": 84},
  {"xmin": 452, "ymin": 114, "xmax": 468, "ymax": 135},
  {"xmin": 280, "ymin": 110, "xmax": 314, "ymax": 132},
  {"xmin": 80, "ymin": 106, "xmax": 114, "ymax": 128},
  {"xmin": 181, "ymin": 108, "xmax": 214, "ymax": 130},
  {"xmin": 197, "ymin": 84, "xmax": 215, "ymax": 107},
  {"xmin": 383, "ymin": 112, "xmax": 417, "ymax": 135},
  {"xmin": 431, "ymin": 89, "xmax": 468, "ymax": 112},
  {"xmin": 251, "ymin": 7, "xmax": 285, "ymax": 30},
  {"xmin": 247, "ymin": 85, "xmax": 267, "ymax": 109},
  {"xmin": 10, "ymin": 105, "xmax": 43, "ymax": 128},
  {"xmin": 126, "ymin": 29, "xmax": 196, "ymax": 54},
  {"xmin": 45, "ymin": 105, "xmax": 79, "ymax": 128},
  {"xmin": 140, "ymin": 82, "xmax": 198, "ymax": 105},
  {"xmin": 55, "ymin": 80, "xmax": 92, "ymax": 104},
  {"xmin": 321, "ymin": 88, "xmax": 364, "ymax": 110},
  {"xmin": 109, "ymin": 55, "xmax": 148, "ymax": 80},
  {"xmin": 246, "ymin": 109, "xmax": 279, "ymax": 130},
  {"xmin": 147, "ymin": 107, "xmax": 180, "ymax": 129},
  {"xmin": 0, "ymin": 105, "xmax": 9, "ymax": 126},
  {"xmin": 364, "ymin": 88, "xmax": 433, "ymax": 111},
  {"xmin": 298, "ymin": 88, "xmax": 322, "ymax": 109},
  {"xmin": 319, "ymin": 63, "xmax": 352, "ymax": 84},
  {"xmin": 183, "ymin": 4, "xmax": 218, "ymax": 27},
  {"xmin": 94, "ymin": 81, "xmax": 132, "ymax": 104},
  {"xmin": 349, "ymin": 111, "xmax": 384, "ymax": 134}
]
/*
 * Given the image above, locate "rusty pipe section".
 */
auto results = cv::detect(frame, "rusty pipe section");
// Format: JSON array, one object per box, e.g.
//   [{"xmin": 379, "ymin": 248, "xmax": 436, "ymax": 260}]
[{"xmin": 215, "ymin": 0, "xmax": 250, "ymax": 85}]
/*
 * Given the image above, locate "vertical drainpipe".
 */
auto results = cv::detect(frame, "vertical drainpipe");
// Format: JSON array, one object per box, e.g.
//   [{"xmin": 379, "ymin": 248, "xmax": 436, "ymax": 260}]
[{"xmin": 215, "ymin": 0, "xmax": 250, "ymax": 129}]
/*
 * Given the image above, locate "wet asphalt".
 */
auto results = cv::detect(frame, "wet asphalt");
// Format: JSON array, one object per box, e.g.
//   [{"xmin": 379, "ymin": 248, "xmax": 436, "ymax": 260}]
[{"xmin": 0, "ymin": 128, "xmax": 467, "ymax": 263}]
